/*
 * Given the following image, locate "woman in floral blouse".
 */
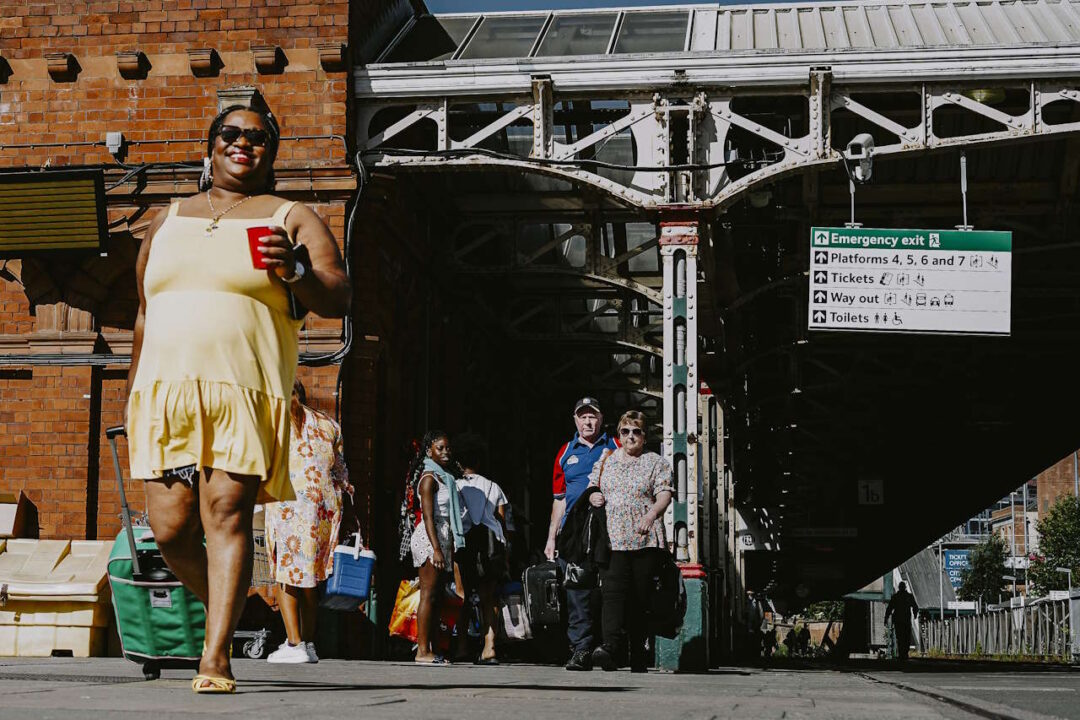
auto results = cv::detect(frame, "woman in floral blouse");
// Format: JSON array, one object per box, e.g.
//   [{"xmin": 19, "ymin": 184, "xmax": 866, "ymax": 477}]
[
  {"xmin": 587, "ymin": 410, "xmax": 673, "ymax": 672},
  {"xmin": 264, "ymin": 379, "xmax": 355, "ymax": 663}
]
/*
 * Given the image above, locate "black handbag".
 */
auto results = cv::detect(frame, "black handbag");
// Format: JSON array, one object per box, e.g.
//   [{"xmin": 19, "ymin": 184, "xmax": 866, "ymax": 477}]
[
  {"xmin": 647, "ymin": 552, "xmax": 687, "ymax": 639},
  {"xmin": 563, "ymin": 512, "xmax": 599, "ymax": 589},
  {"xmin": 563, "ymin": 561, "xmax": 598, "ymax": 590}
]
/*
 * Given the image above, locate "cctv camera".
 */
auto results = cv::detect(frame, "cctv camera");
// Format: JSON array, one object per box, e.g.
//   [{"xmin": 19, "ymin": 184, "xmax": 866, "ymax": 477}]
[
  {"xmin": 845, "ymin": 133, "xmax": 875, "ymax": 183},
  {"xmin": 845, "ymin": 133, "xmax": 875, "ymax": 160}
]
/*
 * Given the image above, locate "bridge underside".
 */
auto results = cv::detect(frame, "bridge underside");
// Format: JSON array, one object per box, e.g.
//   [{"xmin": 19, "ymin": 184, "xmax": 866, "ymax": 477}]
[{"xmin": 359, "ymin": 62, "xmax": 1080, "ymax": 608}]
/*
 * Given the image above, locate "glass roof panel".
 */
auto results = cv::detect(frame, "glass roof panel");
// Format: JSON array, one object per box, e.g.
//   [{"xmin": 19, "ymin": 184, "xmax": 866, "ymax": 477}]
[
  {"xmin": 458, "ymin": 14, "xmax": 549, "ymax": 60},
  {"xmin": 612, "ymin": 11, "xmax": 690, "ymax": 54},
  {"xmin": 535, "ymin": 13, "xmax": 618, "ymax": 57},
  {"xmin": 383, "ymin": 15, "xmax": 478, "ymax": 63}
]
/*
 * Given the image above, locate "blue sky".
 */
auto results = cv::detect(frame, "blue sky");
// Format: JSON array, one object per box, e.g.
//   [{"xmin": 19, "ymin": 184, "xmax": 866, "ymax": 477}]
[{"xmin": 425, "ymin": 0, "xmax": 697, "ymax": 11}]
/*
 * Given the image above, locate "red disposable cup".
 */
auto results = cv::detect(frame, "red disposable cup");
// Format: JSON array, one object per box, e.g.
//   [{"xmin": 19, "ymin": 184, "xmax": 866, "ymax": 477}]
[{"xmin": 247, "ymin": 226, "xmax": 274, "ymax": 269}]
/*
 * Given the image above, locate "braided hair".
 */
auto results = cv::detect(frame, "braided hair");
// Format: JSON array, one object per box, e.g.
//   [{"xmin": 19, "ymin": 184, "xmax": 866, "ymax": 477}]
[
  {"xmin": 199, "ymin": 103, "xmax": 281, "ymax": 192},
  {"xmin": 406, "ymin": 430, "xmax": 449, "ymax": 490},
  {"xmin": 398, "ymin": 430, "xmax": 449, "ymax": 561}
]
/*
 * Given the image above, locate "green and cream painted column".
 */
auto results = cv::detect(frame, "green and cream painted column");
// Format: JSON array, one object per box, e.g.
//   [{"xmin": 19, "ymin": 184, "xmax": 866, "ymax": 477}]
[{"xmin": 656, "ymin": 220, "xmax": 709, "ymax": 671}]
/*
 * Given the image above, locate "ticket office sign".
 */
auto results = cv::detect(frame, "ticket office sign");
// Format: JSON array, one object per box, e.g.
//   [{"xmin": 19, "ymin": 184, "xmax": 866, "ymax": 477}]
[{"xmin": 808, "ymin": 227, "xmax": 1011, "ymax": 336}]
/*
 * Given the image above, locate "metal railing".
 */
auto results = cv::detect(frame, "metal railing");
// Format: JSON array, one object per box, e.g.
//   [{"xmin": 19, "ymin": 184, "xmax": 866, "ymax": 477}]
[{"xmin": 920, "ymin": 598, "xmax": 1072, "ymax": 660}]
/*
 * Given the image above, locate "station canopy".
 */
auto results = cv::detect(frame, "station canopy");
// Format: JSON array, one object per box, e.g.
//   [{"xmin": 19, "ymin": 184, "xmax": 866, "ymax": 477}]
[
  {"xmin": 376, "ymin": 0, "xmax": 1080, "ymax": 64},
  {"xmin": 359, "ymin": 0, "xmax": 1080, "ymax": 602}
]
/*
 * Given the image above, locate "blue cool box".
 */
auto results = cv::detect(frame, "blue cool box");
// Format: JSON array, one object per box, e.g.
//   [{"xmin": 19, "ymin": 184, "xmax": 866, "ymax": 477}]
[{"xmin": 321, "ymin": 545, "xmax": 376, "ymax": 611}]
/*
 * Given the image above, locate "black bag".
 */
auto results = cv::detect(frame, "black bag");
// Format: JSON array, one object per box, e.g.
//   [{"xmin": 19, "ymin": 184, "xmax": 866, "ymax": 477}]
[
  {"xmin": 648, "ymin": 553, "xmax": 687, "ymax": 639},
  {"xmin": 556, "ymin": 486, "xmax": 608, "ymax": 590},
  {"xmin": 463, "ymin": 527, "xmax": 506, "ymax": 581},
  {"xmin": 522, "ymin": 561, "xmax": 562, "ymax": 627},
  {"xmin": 563, "ymin": 561, "xmax": 597, "ymax": 590}
]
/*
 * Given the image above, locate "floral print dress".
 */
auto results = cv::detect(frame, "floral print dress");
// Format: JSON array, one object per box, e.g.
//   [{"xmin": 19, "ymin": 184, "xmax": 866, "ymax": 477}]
[
  {"xmin": 266, "ymin": 406, "xmax": 352, "ymax": 588},
  {"xmin": 589, "ymin": 448, "xmax": 674, "ymax": 551}
]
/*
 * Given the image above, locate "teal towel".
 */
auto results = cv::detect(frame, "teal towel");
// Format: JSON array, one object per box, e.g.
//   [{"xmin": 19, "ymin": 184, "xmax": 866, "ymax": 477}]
[{"xmin": 423, "ymin": 458, "xmax": 465, "ymax": 550}]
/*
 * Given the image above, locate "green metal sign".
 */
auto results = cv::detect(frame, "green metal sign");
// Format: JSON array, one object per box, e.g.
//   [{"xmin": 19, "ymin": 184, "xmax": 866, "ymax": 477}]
[
  {"xmin": 809, "ymin": 227, "xmax": 1012, "ymax": 336},
  {"xmin": 812, "ymin": 227, "xmax": 1012, "ymax": 253}
]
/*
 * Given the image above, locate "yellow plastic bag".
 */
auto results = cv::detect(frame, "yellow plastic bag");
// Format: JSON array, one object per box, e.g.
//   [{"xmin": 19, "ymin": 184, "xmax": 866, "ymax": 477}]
[{"xmin": 388, "ymin": 577, "xmax": 421, "ymax": 642}]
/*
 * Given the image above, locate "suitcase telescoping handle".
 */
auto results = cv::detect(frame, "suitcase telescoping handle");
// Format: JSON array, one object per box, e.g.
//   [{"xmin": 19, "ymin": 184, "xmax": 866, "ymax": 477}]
[{"xmin": 106, "ymin": 425, "xmax": 141, "ymax": 578}]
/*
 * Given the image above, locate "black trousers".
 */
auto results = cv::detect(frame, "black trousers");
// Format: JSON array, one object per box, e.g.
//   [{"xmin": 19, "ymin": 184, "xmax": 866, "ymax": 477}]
[
  {"xmin": 894, "ymin": 620, "xmax": 912, "ymax": 659},
  {"xmin": 600, "ymin": 548, "xmax": 667, "ymax": 661}
]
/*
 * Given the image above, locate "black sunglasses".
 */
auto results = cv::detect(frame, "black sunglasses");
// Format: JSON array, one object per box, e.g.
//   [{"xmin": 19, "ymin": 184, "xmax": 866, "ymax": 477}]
[
  {"xmin": 217, "ymin": 125, "xmax": 269, "ymax": 147},
  {"xmin": 619, "ymin": 427, "xmax": 644, "ymax": 437}
]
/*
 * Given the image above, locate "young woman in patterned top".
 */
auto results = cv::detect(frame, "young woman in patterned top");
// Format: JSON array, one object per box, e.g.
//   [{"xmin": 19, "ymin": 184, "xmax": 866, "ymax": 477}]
[{"xmin": 587, "ymin": 410, "xmax": 674, "ymax": 672}]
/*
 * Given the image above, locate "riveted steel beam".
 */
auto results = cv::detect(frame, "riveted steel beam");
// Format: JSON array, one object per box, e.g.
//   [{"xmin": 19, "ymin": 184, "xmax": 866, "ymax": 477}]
[{"xmin": 359, "ymin": 74, "xmax": 1080, "ymax": 211}]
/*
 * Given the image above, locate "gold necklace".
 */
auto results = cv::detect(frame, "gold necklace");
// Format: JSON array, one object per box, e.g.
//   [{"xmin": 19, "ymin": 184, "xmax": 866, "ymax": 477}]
[{"xmin": 204, "ymin": 190, "xmax": 253, "ymax": 235}]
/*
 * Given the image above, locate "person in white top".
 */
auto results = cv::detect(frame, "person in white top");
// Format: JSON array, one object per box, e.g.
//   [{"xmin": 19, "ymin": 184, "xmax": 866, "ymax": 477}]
[
  {"xmin": 454, "ymin": 433, "xmax": 510, "ymax": 665},
  {"xmin": 459, "ymin": 473, "xmax": 508, "ymax": 545}
]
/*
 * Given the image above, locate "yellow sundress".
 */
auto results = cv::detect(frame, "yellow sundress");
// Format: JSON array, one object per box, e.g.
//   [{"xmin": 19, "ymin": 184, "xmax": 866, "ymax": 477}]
[{"xmin": 126, "ymin": 199, "xmax": 302, "ymax": 503}]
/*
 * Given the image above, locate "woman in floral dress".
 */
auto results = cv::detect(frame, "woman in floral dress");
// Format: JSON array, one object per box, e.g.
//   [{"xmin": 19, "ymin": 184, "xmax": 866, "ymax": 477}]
[
  {"xmin": 587, "ymin": 410, "xmax": 673, "ymax": 672},
  {"xmin": 265, "ymin": 379, "xmax": 354, "ymax": 663}
]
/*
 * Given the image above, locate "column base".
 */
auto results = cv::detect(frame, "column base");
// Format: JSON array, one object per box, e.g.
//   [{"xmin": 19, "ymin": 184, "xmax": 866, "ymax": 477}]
[{"xmin": 656, "ymin": 575, "xmax": 709, "ymax": 672}]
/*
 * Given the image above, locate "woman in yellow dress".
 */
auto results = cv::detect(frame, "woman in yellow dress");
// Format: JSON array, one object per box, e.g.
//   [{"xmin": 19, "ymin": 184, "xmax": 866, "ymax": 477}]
[{"xmin": 124, "ymin": 105, "xmax": 350, "ymax": 693}]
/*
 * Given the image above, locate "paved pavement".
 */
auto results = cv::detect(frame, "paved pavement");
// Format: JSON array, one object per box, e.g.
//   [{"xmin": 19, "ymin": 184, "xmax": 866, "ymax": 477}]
[
  {"xmin": 868, "ymin": 665, "xmax": 1080, "ymax": 720},
  {"xmin": 0, "ymin": 657, "xmax": 1077, "ymax": 719}
]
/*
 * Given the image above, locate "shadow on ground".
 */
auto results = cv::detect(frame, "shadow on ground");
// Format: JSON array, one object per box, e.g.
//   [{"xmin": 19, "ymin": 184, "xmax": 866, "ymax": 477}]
[{"xmin": 748, "ymin": 657, "xmax": 1080, "ymax": 674}]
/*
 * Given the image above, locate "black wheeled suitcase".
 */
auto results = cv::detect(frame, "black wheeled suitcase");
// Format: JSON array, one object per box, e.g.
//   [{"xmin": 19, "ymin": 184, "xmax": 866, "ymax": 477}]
[{"xmin": 522, "ymin": 561, "xmax": 562, "ymax": 627}]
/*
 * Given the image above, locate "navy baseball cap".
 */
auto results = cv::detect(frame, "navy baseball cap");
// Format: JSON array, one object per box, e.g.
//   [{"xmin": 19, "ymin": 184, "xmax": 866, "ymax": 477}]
[{"xmin": 573, "ymin": 397, "xmax": 602, "ymax": 415}]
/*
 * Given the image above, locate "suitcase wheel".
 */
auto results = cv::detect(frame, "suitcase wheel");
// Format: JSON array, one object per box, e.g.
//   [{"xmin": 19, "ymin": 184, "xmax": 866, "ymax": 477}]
[
  {"xmin": 243, "ymin": 636, "xmax": 267, "ymax": 659},
  {"xmin": 142, "ymin": 661, "xmax": 161, "ymax": 680}
]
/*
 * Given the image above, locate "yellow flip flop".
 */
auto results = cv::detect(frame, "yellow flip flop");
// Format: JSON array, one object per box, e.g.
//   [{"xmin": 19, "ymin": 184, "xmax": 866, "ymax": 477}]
[{"xmin": 191, "ymin": 674, "xmax": 236, "ymax": 694}]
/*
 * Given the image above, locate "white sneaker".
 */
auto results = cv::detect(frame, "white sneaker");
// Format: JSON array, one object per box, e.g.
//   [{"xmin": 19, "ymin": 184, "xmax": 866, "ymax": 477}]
[
  {"xmin": 266, "ymin": 641, "xmax": 312, "ymax": 664},
  {"xmin": 305, "ymin": 642, "xmax": 319, "ymax": 663}
]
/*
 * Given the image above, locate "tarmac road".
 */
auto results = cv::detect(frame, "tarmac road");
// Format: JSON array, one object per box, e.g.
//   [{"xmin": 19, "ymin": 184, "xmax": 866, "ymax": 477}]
[{"xmin": 0, "ymin": 657, "xmax": 1077, "ymax": 720}]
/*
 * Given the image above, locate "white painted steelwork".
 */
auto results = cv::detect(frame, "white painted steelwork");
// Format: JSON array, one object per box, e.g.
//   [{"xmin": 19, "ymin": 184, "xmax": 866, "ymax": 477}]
[
  {"xmin": 357, "ymin": 74, "xmax": 1080, "ymax": 209},
  {"xmin": 357, "ymin": 1, "xmax": 1080, "ymax": 210}
]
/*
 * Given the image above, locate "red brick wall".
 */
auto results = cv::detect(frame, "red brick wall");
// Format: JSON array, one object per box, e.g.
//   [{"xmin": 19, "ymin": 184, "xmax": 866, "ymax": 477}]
[
  {"xmin": 0, "ymin": 1, "xmax": 355, "ymax": 541},
  {"xmin": 0, "ymin": 366, "xmax": 93, "ymax": 537},
  {"xmin": 1036, "ymin": 452, "xmax": 1079, "ymax": 517},
  {"xmin": 0, "ymin": 1, "xmax": 350, "ymax": 169}
]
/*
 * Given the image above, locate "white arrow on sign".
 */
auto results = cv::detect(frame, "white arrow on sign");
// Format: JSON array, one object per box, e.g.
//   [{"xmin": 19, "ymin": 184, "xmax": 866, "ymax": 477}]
[
  {"xmin": 814, "ymin": 251, "xmax": 828, "ymax": 263},
  {"xmin": 814, "ymin": 271, "xmax": 827, "ymax": 283},
  {"xmin": 813, "ymin": 290, "xmax": 827, "ymax": 303},
  {"xmin": 812, "ymin": 310, "xmax": 826, "ymax": 322}
]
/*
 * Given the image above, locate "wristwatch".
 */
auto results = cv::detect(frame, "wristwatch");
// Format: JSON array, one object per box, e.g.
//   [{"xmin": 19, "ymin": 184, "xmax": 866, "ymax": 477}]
[{"xmin": 282, "ymin": 258, "xmax": 307, "ymax": 284}]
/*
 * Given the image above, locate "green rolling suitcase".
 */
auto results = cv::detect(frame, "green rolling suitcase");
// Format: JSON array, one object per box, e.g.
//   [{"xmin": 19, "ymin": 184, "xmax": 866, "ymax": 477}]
[{"xmin": 105, "ymin": 426, "xmax": 205, "ymax": 680}]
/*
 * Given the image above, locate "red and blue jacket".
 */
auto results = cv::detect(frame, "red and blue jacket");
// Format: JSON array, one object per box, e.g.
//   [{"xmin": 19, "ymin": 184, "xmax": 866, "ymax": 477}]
[{"xmin": 553, "ymin": 431, "xmax": 619, "ymax": 523}]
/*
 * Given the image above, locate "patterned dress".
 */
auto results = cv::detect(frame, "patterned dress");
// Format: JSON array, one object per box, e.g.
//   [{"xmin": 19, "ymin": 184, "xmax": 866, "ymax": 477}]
[
  {"xmin": 266, "ymin": 406, "xmax": 352, "ymax": 588},
  {"xmin": 589, "ymin": 448, "xmax": 674, "ymax": 551}
]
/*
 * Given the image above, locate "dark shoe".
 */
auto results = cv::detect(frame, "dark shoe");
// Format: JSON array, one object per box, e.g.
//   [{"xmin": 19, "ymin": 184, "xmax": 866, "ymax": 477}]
[
  {"xmin": 629, "ymin": 649, "xmax": 648, "ymax": 673},
  {"xmin": 591, "ymin": 644, "xmax": 617, "ymax": 671},
  {"xmin": 565, "ymin": 649, "xmax": 592, "ymax": 671}
]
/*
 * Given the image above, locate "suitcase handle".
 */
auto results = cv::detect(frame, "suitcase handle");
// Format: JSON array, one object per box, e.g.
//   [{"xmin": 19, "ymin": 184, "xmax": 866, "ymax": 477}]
[
  {"xmin": 546, "ymin": 579, "xmax": 558, "ymax": 608},
  {"xmin": 106, "ymin": 424, "xmax": 141, "ymax": 578}
]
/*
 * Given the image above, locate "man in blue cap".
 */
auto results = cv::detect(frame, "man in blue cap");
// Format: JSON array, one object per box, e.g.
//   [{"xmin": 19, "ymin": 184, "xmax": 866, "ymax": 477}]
[{"xmin": 545, "ymin": 397, "xmax": 618, "ymax": 671}]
